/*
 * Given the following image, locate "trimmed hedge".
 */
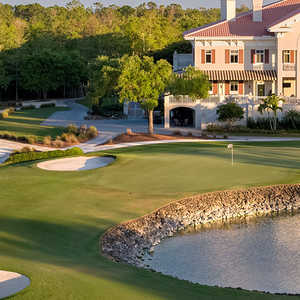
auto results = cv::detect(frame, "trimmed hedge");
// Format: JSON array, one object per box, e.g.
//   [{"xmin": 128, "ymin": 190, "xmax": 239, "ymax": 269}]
[
  {"xmin": 40, "ymin": 103, "xmax": 56, "ymax": 108},
  {"xmin": 6, "ymin": 147, "xmax": 84, "ymax": 165}
]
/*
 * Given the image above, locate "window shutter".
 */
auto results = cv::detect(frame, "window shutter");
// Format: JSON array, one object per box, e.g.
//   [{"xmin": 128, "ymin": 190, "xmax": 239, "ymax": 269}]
[
  {"xmin": 251, "ymin": 49, "xmax": 255, "ymax": 64},
  {"xmin": 225, "ymin": 49, "xmax": 230, "ymax": 64},
  {"xmin": 201, "ymin": 49, "xmax": 205, "ymax": 64},
  {"xmin": 238, "ymin": 49, "xmax": 244, "ymax": 64},
  {"xmin": 192, "ymin": 47, "xmax": 195, "ymax": 65},
  {"xmin": 291, "ymin": 50, "xmax": 295, "ymax": 63},
  {"xmin": 213, "ymin": 82, "xmax": 218, "ymax": 95},
  {"xmin": 265, "ymin": 49, "xmax": 269, "ymax": 64},
  {"xmin": 212, "ymin": 49, "xmax": 216, "ymax": 64},
  {"xmin": 225, "ymin": 82, "xmax": 230, "ymax": 95},
  {"xmin": 238, "ymin": 81, "xmax": 243, "ymax": 95}
]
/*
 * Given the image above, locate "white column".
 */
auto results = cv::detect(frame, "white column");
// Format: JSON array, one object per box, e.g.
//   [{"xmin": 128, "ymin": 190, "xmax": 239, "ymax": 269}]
[{"xmin": 164, "ymin": 94, "xmax": 170, "ymax": 128}]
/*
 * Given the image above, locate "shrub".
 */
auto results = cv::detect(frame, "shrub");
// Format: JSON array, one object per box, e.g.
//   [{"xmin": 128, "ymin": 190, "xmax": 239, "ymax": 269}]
[
  {"xmin": 281, "ymin": 110, "xmax": 300, "ymax": 130},
  {"xmin": 79, "ymin": 124, "xmax": 88, "ymax": 135},
  {"xmin": 67, "ymin": 124, "xmax": 79, "ymax": 135},
  {"xmin": 27, "ymin": 135, "xmax": 37, "ymax": 144},
  {"xmin": 206, "ymin": 124, "xmax": 225, "ymax": 132},
  {"xmin": 173, "ymin": 130, "xmax": 182, "ymax": 136},
  {"xmin": 12, "ymin": 146, "xmax": 35, "ymax": 154},
  {"xmin": 87, "ymin": 126, "xmax": 98, "ymax": 139},
  {"xmin": 216, "ymin": 102, "xmax": 244, "ymax": 128},
  {"xmin": 52, "ymin": 139, "xmax": 64, "ymax": 148},
  {"xmin": 40, "ymin": 103, "xmax": 56, "ymax": 108},
  {"xmin": 21, "ymin": 105, "xmax": 36, "ymax": 110},
  {"xmin": 61, "ymin": 133, "xmax": 79, "ymax": 144},
  {"xmin": 16, "ymin": 136, "xmax": 27, "ymax": 143},
  {"xmin": 247, "ymin": 117, "xmax": 273, "ymax": 130},
  {"xmin": 43, "ymin": 136, "xmax": 52, "ymax": 145},
  {"xmin": 6, "ymin": 147, "xmax": 84, "ymax": 165},
  {"xmin": 126, "ymin": 128, "xmax": 132, "ymax": 135},
  {"xmin": 1, "ymin": 110, "xmax": 9, "ymax": 119}
]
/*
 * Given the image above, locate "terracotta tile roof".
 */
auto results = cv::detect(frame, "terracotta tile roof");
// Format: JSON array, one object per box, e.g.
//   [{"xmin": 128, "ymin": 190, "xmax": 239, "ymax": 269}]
[{"xmin": 184, "ymin": 0, "xmax": 300, "ymax": 38}]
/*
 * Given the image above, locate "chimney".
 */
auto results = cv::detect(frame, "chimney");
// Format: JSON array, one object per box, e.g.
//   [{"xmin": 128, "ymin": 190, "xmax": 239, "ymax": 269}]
[
  {"xmin": 252, "ymin": 0, "xmax": 263, "ymax": 22},
  {"xmin": 221, "ymin": 0, "xmax": 236, "ymax": 21}
]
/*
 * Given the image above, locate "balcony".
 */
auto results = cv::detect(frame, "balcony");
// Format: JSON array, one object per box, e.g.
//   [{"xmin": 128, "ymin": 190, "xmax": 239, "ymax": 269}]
[{"xmin": 283, "ymin": 64, "xmax": 295, "ymax": 71}]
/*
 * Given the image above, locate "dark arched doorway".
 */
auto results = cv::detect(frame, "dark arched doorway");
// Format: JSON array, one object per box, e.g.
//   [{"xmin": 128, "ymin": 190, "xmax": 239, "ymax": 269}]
[{"xmin": 170, "ymin": 107, "xmax": 195, "ymax": 127}]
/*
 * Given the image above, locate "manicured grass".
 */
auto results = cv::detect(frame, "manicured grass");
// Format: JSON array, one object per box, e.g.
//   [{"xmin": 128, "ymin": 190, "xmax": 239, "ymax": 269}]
[
  {"xmin": 0, "ymin": 107, "xmax": 68, "ymax": 141},
  {"xmin": 1, "ymin": 142, "xmax": 300, "ymax": 299}
]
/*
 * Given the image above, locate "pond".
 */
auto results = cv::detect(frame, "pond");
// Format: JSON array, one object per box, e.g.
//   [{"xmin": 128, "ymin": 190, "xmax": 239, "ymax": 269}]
[{"xmin": 144, "ymin": 212, "xmax": 300, "ymax": 294}]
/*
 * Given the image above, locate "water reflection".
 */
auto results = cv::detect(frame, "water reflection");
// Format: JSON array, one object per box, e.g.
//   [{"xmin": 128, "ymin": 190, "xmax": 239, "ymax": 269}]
[{"xmin": 144, "ymin": 212, "xmax": 300, "ymax": 294}]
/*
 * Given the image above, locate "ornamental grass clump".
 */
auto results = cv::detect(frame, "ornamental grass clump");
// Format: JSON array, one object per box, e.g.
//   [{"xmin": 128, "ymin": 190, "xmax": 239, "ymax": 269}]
[
  {"xmin": 1, "ymin": 109, "xmax": 9, "ymax": 119},
  {"xmin": 43, "ymin": 136, "xmax": 52, "ymax": 146},
  {"xmin": 67, "ymin": 124, "xmax": 79, "ymax": 135},
  {"xmin": 87, "ymin": 126, "xmax": 98, "ymax": 139}
]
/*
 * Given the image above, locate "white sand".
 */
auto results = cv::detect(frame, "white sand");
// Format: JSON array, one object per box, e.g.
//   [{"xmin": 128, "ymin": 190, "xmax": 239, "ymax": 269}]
[
  {"xmin": 37, "ymin": 156, "xmax": 115, "ymax": 171},
  {"xmin": 0, "ymin": 271, "xmax": 30, "ymax": 299}
]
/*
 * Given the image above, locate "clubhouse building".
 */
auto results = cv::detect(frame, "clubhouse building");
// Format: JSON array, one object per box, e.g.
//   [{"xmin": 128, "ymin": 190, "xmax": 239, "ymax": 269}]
[{"xmin": 165, "ymin": 0, "xmax": 300, "ymax": 129}]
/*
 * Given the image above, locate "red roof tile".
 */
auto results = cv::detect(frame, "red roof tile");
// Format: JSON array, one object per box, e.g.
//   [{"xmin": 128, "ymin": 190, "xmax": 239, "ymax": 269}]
[{"xmin": 184, "ymin": 0, "xmax": 300, "ymax": 38}]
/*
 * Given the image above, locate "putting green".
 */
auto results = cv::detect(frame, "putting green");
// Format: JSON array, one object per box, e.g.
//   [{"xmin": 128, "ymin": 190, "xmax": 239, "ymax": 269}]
[{"xmin": 0, "ymin": 141, "xmax": 300, "ymax": 300}]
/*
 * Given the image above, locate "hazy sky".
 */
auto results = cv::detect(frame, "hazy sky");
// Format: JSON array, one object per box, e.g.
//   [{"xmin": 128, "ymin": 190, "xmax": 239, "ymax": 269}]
[{"xmin": 1, "ymin": 0, "xmax": 274, "ymax": 9}]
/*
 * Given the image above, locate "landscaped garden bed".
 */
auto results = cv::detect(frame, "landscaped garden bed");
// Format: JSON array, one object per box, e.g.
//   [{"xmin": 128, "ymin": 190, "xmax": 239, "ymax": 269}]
[
  {"xmin": 0, "ymin": 107, "xmax": 98, "ymax": 148},
  {"xmin": 104, "ymin": 131, "xmax": 216, "ymax": 145}
]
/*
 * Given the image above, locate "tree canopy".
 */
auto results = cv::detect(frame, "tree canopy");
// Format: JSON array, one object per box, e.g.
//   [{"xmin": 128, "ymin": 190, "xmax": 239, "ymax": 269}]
[
  {"xmin": 169, "ymin": 66, "xmax": 211, "ymax": 100},
  {"xmin": 0, "ymin": 1, "xmax": 248, "ymax": 100},
  {"xmin": 118, "ymin": 55, "xmax": 172, "ymax": 134}
]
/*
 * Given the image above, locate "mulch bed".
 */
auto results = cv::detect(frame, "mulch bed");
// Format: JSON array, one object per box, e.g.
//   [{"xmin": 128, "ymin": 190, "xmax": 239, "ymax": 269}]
[{"xmin": 103, "ymin": 132, "xmax": 214, "ymax": 145}]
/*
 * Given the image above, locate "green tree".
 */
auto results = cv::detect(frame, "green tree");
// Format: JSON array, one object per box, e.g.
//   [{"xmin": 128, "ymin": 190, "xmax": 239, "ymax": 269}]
[
  {"xmin": 169, "ymin": 66, "xmax": 210, "ymax": 99},
  {"xmin": 258, "ymin": 94, "xmax": 284, "ymax": 131},
  {"xmin": 88, "ymin": 56, "xmax": 122, "ymax": 107},
  {"xmin": 118, "ymin": 55, "xmax": 172, "ymax": 134},
  {"xmin": 20, "ymin": 48, "xmax": 65, "ymax": 99},
  {"xmin": 216, "ymin": 102, "xmax": 244, "ymax": 128}
]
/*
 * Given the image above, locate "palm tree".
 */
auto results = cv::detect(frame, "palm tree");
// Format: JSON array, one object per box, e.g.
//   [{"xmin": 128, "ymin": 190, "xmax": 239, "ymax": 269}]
[{"xmin": 258, "ymin": 94, "xmax": 284, "ymax": 131}]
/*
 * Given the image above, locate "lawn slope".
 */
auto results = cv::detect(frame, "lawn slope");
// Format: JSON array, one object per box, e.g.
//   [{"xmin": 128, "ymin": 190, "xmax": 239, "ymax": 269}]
[{"xmin": 0, "ymin": 142, "xmax": 300, "ymax": 300}]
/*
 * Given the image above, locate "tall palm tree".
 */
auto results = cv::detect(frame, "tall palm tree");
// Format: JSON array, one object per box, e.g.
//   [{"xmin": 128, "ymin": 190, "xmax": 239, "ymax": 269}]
[{"xmin": 258, "ymin": 94, "xmax": 284, "ymax": 131}]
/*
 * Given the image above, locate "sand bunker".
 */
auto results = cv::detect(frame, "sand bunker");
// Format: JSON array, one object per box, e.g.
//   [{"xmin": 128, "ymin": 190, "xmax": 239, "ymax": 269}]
[
  {"xmin": 37, "ymin": 156, "xmax": 115, "ymax": 171},
  {"xmin": 0, "ymin": 271, "xmax": 30, "ymax": 299}
]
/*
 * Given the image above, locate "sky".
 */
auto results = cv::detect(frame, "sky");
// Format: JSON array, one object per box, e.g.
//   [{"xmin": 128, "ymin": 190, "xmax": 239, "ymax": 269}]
[{"xmin": 0, "ymin": 0, "xmax": 273, "ymax": 9}]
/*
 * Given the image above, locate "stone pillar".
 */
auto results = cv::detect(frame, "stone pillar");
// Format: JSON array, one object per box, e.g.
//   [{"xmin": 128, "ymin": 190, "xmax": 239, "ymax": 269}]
[
  {"xmin": 194, "ymin": 102, "xmax": 201, "ymax": 129},
  {"xmin": 164, "ymin": 94, "xmax": 170, "ymax": 128},
  {"xmin": 272, "ymin": 80, "xmax": 276, "ymax": 94}
]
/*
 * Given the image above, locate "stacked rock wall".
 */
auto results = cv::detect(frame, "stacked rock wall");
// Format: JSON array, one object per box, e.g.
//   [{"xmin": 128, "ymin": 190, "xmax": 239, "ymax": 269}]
[{"xmin": 101, "ymin": 184, "xmax": 300, "ymax": 266}]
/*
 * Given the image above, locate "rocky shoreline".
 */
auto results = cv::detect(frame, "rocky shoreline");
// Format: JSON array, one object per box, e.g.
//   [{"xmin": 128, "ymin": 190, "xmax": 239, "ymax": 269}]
[{"xmin": 101, "ymin": 184, "xmax": 300, "ymax": 266}]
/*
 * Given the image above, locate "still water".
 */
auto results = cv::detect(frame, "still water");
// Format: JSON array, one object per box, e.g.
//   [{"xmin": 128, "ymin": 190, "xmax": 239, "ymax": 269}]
[{"xmin": 144, "ymin": 213, "xmax": 300, "ymax": 294}]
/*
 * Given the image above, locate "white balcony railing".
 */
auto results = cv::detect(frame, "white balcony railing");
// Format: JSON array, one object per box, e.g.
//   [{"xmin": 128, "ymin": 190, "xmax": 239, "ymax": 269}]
[{"xmin": 283, "ymin": 64, "xmax": 296, "ymax": 71}]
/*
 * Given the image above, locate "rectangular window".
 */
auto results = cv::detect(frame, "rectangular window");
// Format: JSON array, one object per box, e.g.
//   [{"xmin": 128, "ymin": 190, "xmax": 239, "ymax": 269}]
[
  {"xmin": 205, "ymin": 50, "xmax": 212, "ymax": 63},
  {"xmin": 230, "ymin": 50, "xmax": 239, "ymax": 63},
  {"xmin": 283, "ymin": 50, "xmax": 291, "ymax": 63},
  {"xmin": 230, "ymin": 81, "xmax": 238, "ymax": 93},
  {"xmin": 255, "ymin": 50, "xmax": 264, "ymax": 63}
]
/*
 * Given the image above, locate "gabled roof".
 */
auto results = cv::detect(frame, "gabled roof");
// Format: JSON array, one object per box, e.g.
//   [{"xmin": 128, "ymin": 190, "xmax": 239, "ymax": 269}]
[{"xmin": 184, "ymin": 0, "xmax": 300, "ymax": 38}]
